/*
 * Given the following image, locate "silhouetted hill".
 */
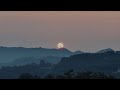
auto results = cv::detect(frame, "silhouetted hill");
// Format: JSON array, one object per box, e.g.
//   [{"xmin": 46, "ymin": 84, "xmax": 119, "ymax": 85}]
[
  {"xmin": 0, "ymin": 47, "xmax": 71, "ymax": 63},
  {"xmin": 0, "ymin": 50, "xmax": 120, "ymax": 78},
  {"xmin": 0, "ymin": 60, "xmax": 53, "ymax": 79},
  {"xmin": 74, "ymin": 50, "xmax": 84, "ymax": 54},
  {"xmin": 97, "ymin": 48, "xmax": 114, "ymax": 53},
  {"xmin": 0, "ymin": 46, "xmax": 84, "ymax": 66},
  {"xmin": 51, "ymin": 51, "xmax": 120, "ymax": 74},
  {"xmin": 0, "ymin": 46, "xmax": 119, "ymax": 70}
]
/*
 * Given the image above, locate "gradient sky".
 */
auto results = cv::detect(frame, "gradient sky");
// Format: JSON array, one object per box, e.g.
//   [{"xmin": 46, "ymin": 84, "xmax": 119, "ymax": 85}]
[{"xmin": 0, "ymin": 11, "xmax": 120, "ymax": 52}]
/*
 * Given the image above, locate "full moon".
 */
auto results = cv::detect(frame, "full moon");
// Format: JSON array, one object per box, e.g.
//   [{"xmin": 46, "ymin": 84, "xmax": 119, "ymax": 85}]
[{"xmin": 57, "ymin": 43, "xmax": 64, "ymax": 49}]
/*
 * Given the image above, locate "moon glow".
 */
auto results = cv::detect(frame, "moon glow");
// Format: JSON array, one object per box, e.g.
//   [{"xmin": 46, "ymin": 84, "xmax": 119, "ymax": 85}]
[{"xmin": 57, "ymin": 43, "xmax": 64, "ymax": 49}]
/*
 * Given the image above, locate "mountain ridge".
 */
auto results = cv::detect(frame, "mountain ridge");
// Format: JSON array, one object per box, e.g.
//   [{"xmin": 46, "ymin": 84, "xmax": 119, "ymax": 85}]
[
  {"xmin": 97, "ymin": 48, "xmax": 115, "ymax": 53},
  {"xmin": 0, "ymin": 46, "xmax": 118, "ymax": 64},
  {"xmin": 0, "ymin": 46, "xmax": 83, "ymax": 64}
]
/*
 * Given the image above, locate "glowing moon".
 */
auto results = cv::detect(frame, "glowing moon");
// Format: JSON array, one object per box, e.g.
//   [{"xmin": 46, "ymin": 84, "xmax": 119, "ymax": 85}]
[{"xmin": 57, "ymin": 43, "xmax": 64, "ymax": 49}]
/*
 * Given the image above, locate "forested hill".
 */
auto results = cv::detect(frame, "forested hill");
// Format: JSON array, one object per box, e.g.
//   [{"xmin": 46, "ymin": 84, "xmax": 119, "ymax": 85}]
[
  {"xmin": 51, "ymin": 51, "xmax": 120, "ymax": 74},
  {"xmin": 0, "ymin": 51, "xmax": 120, "ymax": 78},
  {"xmin": 0, "ymin": 46, "xmax": 83, "ymax": 63}
]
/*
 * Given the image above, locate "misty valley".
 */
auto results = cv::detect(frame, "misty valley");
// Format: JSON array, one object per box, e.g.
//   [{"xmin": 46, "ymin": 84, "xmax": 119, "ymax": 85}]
[{"xmin": 0, "ymin": 47, "xmax": 119, "ymax": 79}]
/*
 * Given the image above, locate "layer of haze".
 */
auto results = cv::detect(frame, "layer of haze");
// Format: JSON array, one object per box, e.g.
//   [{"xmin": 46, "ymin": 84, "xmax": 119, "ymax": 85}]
[{"xmin": 0, "ymin": 11, "xmax": 120, "ymax": 52}]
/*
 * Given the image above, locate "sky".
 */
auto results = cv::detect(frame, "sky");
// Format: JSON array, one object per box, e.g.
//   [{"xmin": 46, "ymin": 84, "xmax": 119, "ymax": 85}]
[{"xmin": 0, "ymin": 11, "xmax": 120, "ymax": 52}]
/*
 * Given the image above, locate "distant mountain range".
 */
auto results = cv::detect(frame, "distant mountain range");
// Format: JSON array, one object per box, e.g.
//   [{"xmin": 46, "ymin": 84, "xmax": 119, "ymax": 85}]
[
  {"xmin": 97, "ymin": 48, "xmax": 114, "ymax": 53},
  {"xmin": 0, "ymin": 46, "xmax": 118, "ymax": 67},
  {"xmin": 0, "ymin": 46, "xmax": 83, "ymax": 66},
  {"xmin": 51, "ymin": 50, "xmax": 120, "ymax": 75},
  {"xmin": 0, "ymin": 47, "xmax": 119, "ymax": 78},
  {"xmin": 74, "ymin": 50, "xmax": 84, "ymax": 54}
]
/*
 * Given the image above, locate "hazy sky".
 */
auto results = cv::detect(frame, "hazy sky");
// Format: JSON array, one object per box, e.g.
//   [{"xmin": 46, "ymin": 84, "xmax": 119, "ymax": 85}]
[{"xmin": 0, "ymin": 11, "xmax": 120, "ymax": 52}]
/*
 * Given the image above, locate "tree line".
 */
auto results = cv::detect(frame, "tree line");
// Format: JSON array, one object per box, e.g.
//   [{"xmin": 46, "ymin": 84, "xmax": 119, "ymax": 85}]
[{"xmin": 18, "ymin": 70, "xmax": 115, "ymax": 79}]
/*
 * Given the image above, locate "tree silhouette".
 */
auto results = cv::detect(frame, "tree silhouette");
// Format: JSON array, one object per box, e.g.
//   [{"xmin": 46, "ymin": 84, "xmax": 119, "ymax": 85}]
[
  {"xmin": 63, "ymin": 69, "xmax": 75, "ymax": 79},
  {"xmin": 18, "ymin": 73, "xmax": 34, "ymax": 79},
  {"xmin": 44, "ymin": 74, "xmax": 55, "ymax": 79}
]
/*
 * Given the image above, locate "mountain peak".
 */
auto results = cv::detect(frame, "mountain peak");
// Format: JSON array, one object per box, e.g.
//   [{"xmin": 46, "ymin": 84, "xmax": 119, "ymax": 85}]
[
  {"xmin": 74, "ymin": 50, "xmax": 83, "ymax": 54},
  {"xmin": 57, "ymin": 48, "xmax": 72, "ymax": 52},
  {"xmin": 97, "ymin": 48, "xmax": 114, "ymax": 53}
]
